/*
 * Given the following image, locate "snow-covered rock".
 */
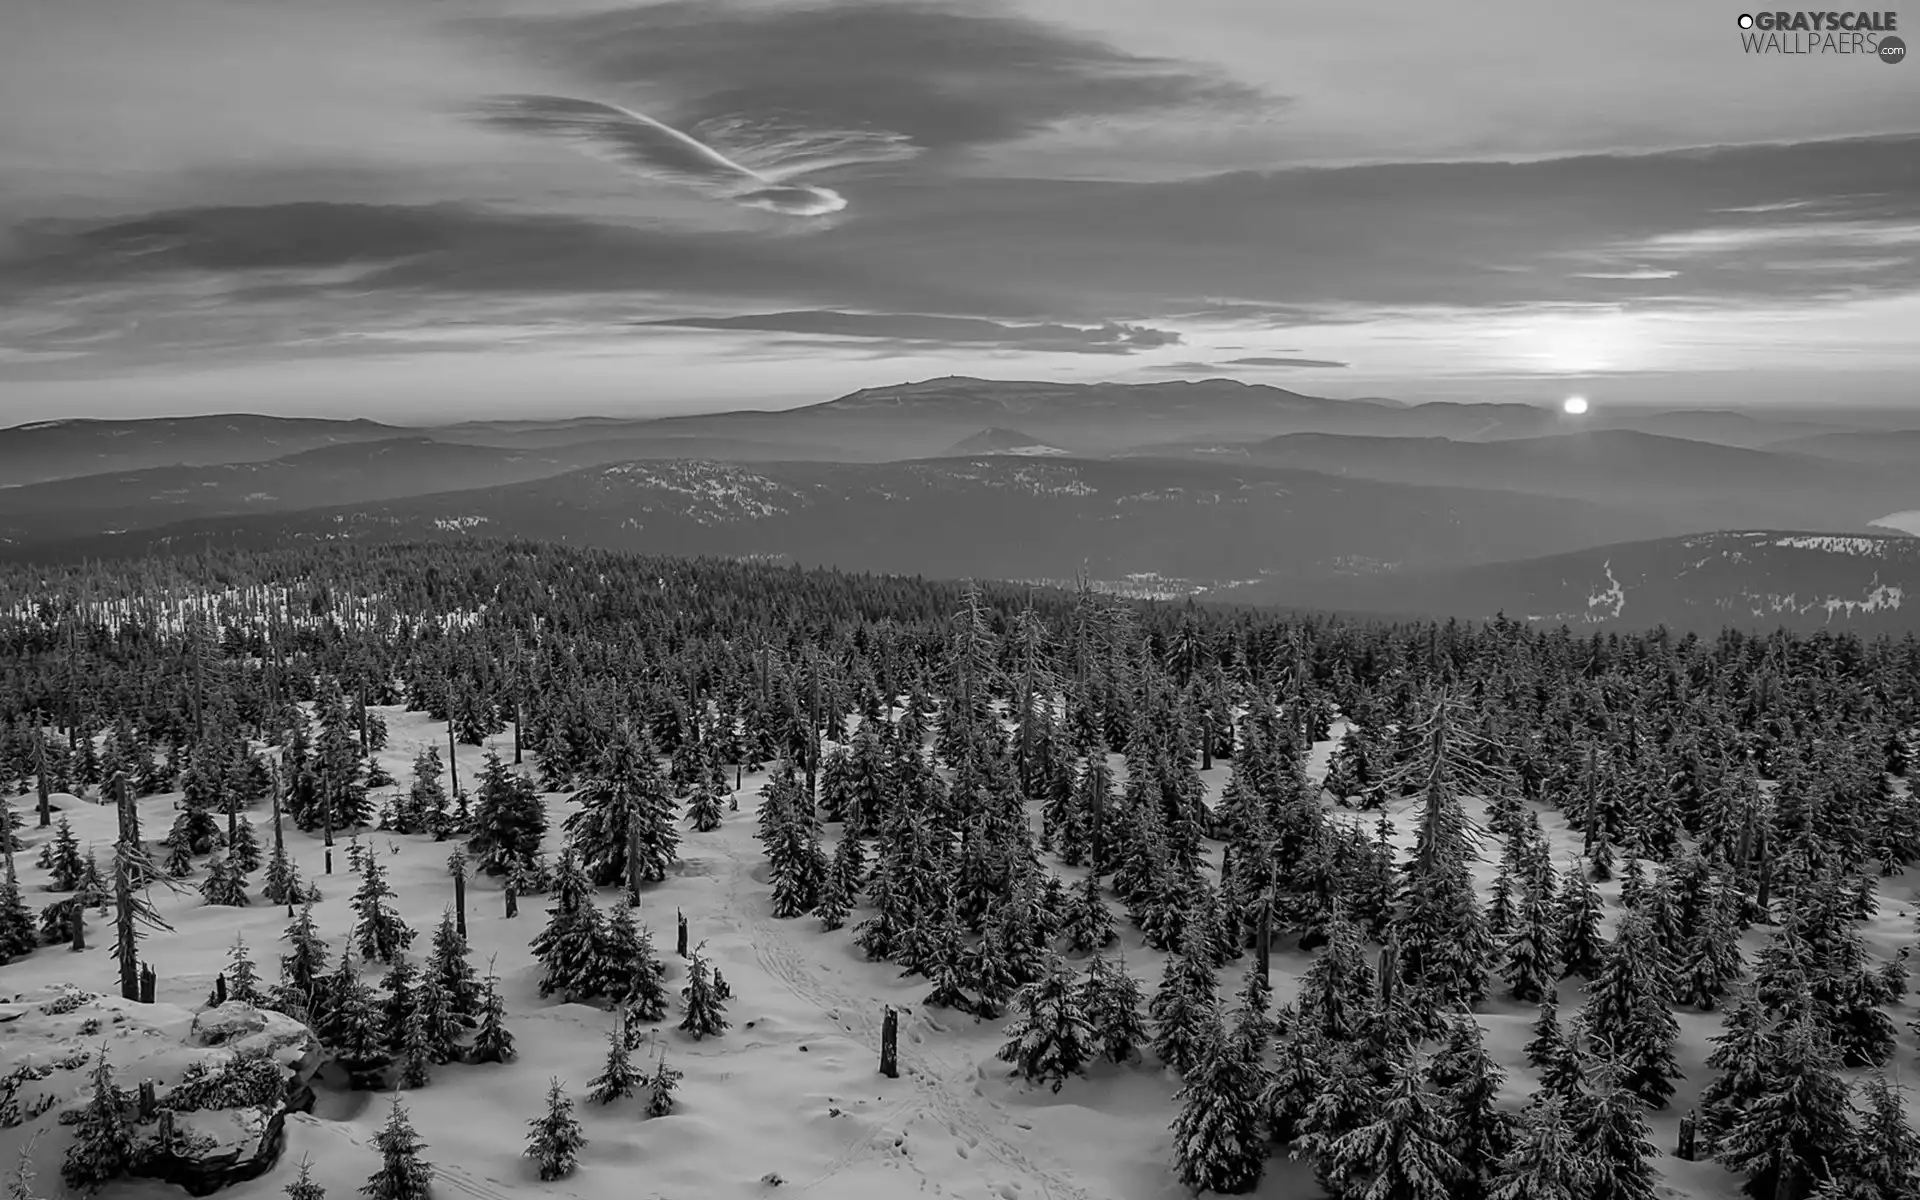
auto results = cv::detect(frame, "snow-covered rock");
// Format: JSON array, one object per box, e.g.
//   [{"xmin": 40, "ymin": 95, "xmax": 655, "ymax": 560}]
[{"xmin": 0, "ymin": 987, "xmax": 321, "ymax": 1196}]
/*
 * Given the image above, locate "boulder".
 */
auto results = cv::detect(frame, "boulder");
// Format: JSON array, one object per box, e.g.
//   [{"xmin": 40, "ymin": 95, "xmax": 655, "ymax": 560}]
[{"xmin": 0, "ymin": 986, "xmax": 321, "ymax": 1196}]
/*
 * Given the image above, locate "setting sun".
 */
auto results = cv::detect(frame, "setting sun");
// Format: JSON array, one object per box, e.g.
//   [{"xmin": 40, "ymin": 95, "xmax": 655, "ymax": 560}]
[{"xmin": 1562, "ymin": 395, "xmax": 1589, "ymax": 415}]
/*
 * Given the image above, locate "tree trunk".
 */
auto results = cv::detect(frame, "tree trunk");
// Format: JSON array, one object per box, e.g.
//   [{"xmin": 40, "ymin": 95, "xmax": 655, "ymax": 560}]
[
  {"xmin": 36, "ymin": 724, "xmax": 51, "ymax": 827},
  {"xmin": 1676, "ymin": 1110, "xmax": 1697, "ymax": 1161},
  {"xmin": 677, "ymin": 911, "xmax": 689, "ymax": 959},
  {"xmin": 454, "ymin": 867, "xmax": 468, "ymax": 939},
  {"xmin": 513, "ymin": 700, "xmax": 523, "ymax": 766},
  {"xmin": 879, "ymin": 1006, "xmax": 899, "ymax": 1078},
  {"xmin": 69, "ymin": 904, "xmax": 85, "ymax": 951},
  {"xmin": 1256, "ymin": 911, "xmax": 1272, "ymax": 983},
  {"xmin": 140, "ymin": 963, "xmax": 157, "ymax": 1004},
  {"xmin": 504, "ymin": 884, "xmax": 518, "ymax": 919}
]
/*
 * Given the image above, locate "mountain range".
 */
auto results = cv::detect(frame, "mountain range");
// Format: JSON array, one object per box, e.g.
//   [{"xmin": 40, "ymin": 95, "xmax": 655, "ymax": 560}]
[{"xmin": 4, "ymin": 377, "xmax": 1918, "ymax": 631}]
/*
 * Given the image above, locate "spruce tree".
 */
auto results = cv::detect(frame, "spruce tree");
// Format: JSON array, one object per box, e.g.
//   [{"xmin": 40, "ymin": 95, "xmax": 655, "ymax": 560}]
[
  {"xmin": 273, "ymin": 900, "xmax": 332, "ymax": 1022},
  {"xmin": 1317, "ymin": 1053, "xmax": 1460, "ymax": 1200},
  {"xmin": 1556, "ymin": 865, "xmax": 1607, "ymax": 980},
  {"xmin": 285, "ymin": 1156, "xmax": 326, "ymax": 1200},
  {"xmin": 532, "ymin": 852, "xmax": 608, "ymax": 1002},
  {"xmin": 1429, "ymin": 1021, "xmax": 1517, "ymax": 1200},
  {"xmin": 199, "ymin": 852, "xmax": 250, "ymax": 906},
  {"xmin": 587, "ymin": 1015, "xmax": 642, "ymax": 1103},
  {"xmin": 686, "ymin": 782, "xmax": 724, "ymax": 833},
  {"xmin": 1060, "ymin": 868, "xmax": 1115, "ymax": 952},
  {"xmin": 1078, "ymin": 954, "xmax": 1148, "ymax": 1065},
  {"xmin": 425, "ymin": 910, "xmax": 480, "ymax": 1028},
  {"xmin": 61, "ymin": 1054, "xmax": 134, "ymax": 1191},
  {"xmin": 361, "ymin": 1096, "xmax": 433, "ymax": 1200},
  {"xmin": 996, "ymin": 955, "xmax": 1095, "ymax": 1092},
  {"xmin": 524, "ymin": 1079, "xmax": 586, "ymax": 1181},
  {"xmin": 679, "ymin": 945, "xmax": 729, "ymax": 1039},
  {"xmin": 1697, "ymin": 996, "xmax": 1772, "ymax": 1153},
  {"xmin": 643, "ymin": 1048, "xmax": 682, "ymax": 1118},
  {"xmin": 351, "ymin": 856, "xmax": 415, "ymax": 963},
  {"xmin": 1714, "ymin": 1014, "xmax": 1857, "ymax": 1200},
  {"xmin": 1677, "ymin": 896, "xmax": 1746, "ymax": 1010},
  {"xmin": 1502, "ymin": 877, "xmax": 1562, "ymax": 1003},
  {"xmin": 1169, "ymin": 1021, "xmax": 1268, "ymax": 1195},
  {"xmin": 228, "ymin": 933, "xmax": 264, "ymax": 1005},
  {"xmin": 1149, "ymin": 944, "xmax": 1218, "ymax": 1077},
  {"xmin": 1571, "ymin": 1057, "xmax": 1661, "ymax": 1200},
  {"xmin": 564, "ymin": 725, "xmax": 678, "ymax": 890},
  {"xmin": 324, "ymin": 955, "xmax": 389, "ymax": 1079},
  {"xmin": 467, "ymin": 751, "xmax": 546, "ymax": 874},
  {"xmin": 1579, "ymin": 914, "xmax": 1680, "ymax": 1110},
  {"xmin": 470, "ymin": 959, "xmax": 516, "ymax": 1064},
  {"xmin": 1849, "ymin": 1074, "xmax": 1920, "ymax": 1200},
  {"xmin": 1491, "ymin": 1099, "xmax": 1589, "ymax": 1200},
  {"xmin": 0, "ymin": 876, "xmax": 34, "ymax": 964}
]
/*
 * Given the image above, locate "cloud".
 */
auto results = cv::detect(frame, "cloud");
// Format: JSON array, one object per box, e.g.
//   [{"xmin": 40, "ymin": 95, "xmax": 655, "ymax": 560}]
[
  {"xmin": 1225, "ymin": 356, "xmax": 1348, "ymax": 368},
  {"xmin": 465, "ymin": 0, "xmax": 1273, "ymax": 157},
  {"xmin": 640, "ymin": 310, "xmax": 1179, "ymax": 353},
  {"xmin": 470, "ymin": 94, "xmax": 921, "ymax": 217},
  {"xmin": 1147, "ymin": 356, "xmax": 1345, "ymax": 372}
]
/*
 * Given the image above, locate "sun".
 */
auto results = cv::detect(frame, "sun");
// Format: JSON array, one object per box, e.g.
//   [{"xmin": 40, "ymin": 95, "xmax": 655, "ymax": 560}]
[{"xmin": 1562, "ymin": 396, "xmax": 1589, "ymax": 415}]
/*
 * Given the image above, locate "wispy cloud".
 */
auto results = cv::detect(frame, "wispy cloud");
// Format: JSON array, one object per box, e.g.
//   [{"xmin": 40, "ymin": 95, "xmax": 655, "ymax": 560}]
[{"xmin": 640, "ymin": 311, "xmax": 1180, "ymax": 353}]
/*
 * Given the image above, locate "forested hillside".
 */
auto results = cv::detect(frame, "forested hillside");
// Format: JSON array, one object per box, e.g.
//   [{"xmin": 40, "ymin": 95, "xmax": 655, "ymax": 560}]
[{"xmin": 0, "ymin": 539, "xmax": 1915, "ymax": 1200}]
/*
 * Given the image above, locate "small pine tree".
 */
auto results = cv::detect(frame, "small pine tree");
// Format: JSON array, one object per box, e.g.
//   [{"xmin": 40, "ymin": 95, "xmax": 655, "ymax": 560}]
[
  {"xmin": 470, "ymin": 959, "xmax": 515, "ymax": 1064},
  {"xmin": 0, "ymin": 877, "xmax": 38, "ymax": 963},
  {"xmin": 284, "ymin": 1155, "xmax": 326, "ymax": 1200},
  {"xmin": 228, "ymin": 817, "xmax": 262, "ymax": 874},
  {"xmin": 1149, "ymin": 945, "xmax": 1218, "ymax": 1077},
  {"xmin": 686, "ymin": 783, "xmax": 724, "ymax": 833},
  {"xmin": 351, "ymin": 857, "xmax": 415, "ymax": 963},
  {"xmin": 643, "ymin": 1049, "xmax": 682, "ymax": 1118},
  {"xmin": 61, "ymin": 1054, "xmax": 134, "ymax": 1191},
  {"xmin": 1060, "ymin": 869, "xmax": 1116, "ymax": 953},
  {"xmin": 679, "ymin": 946, "xmax": 729, "ymax": 1039},
  {"xmin": 524, "ymin": 1079, "xmax": 586, "ymax": 1181},
  {"xmin": 1849, "ymin": 1074, "xmax": 1920, "ymax": 1200},
  {"xmin": 1078, "ymin": 954, "xmax": 1148, "ymax": 1064},
  {"xmin": 1502, "ymin": 879, "xmax": 1562, "ymax": 1002},
  {"xmin": 1556, "ymin": 866, "xmax": 1607, "ymax": 980},
  {"xmin": 228, "ymin": 933, "xmax": 264, "ymax": 1005},
  {"xmin": 398, "ymin": 1006, "xmax": 435, "ymax": 1089},
  {"xmin": 425, "ymin": 910, "xmax": 480, "ymax": 1028},
  {"xmin": 1572, "ymin": 1057, "xmax": 1661, "ymax": 1200},
  {"xmin": 361, "ymin": 1096, "xmax": 433, "ymax": 1200},
  {"xmin": 199, "ymin": 852, "xmax": 250, "ymax": 906},
  {"xmin": 588, "ymin": 1015, "xmax": 642, "ymax": 1104},
  {"xmin": 996, "ymin": 956, "xmax": 1095, "ymax": 1092}
]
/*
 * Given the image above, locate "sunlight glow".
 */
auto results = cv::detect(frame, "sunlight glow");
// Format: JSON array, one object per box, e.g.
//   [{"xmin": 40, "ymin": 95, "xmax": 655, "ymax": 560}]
[{"xmin": 1562, "ymin": 395, "xmax": 1589, "ymax": 414}]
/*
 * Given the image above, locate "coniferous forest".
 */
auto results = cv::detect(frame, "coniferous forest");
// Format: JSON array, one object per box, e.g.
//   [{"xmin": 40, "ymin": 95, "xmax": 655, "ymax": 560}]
[{"xmin": 0, "ymin": 538, "xmax": 1917, "ymax": 1200}]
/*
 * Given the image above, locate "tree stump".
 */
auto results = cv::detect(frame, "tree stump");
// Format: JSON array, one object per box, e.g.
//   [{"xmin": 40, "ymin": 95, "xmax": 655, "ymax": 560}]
[
  {"xmin": 677, "ymin": 911, "xmax": 690, "ymax": 959},
  {"xmin": 454, "ymin": 869, "xmax": 468, "ymax": 939},
  {"xmin": 1677, "ymin": 1109, "xmax": 1697, "ymax": 1161},
  {"xmin": 879, "ymin": 1007, "xmax": 899, "ymax": 1079},
  {"xmin": 138, "ymin": 1080, "xmax": 158, "ymax": 1120},
  {"xmin": 69, "ymin": 904, "xmax": 85, "ymax": 951},
  {"xmin": 1255, "ymin": 912, "xmax": 1272, "ymax": 983},
  {"xmin": 504, "ymin": 883, "xmax": 518, "ymax": 919},
  {"xmin": 140, "ymin": 963, "xmax": 157, "ymax": 1004}
]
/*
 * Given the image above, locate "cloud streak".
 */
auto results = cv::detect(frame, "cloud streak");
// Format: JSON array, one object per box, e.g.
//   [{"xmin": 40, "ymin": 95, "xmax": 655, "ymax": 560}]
[
  {"xmin": 640, "ymin": 311, "xmax": 1179, "ymax": 353},
  {"xmin": 472, "ymin": 94, "xmax": 919, "ymax": 216}
]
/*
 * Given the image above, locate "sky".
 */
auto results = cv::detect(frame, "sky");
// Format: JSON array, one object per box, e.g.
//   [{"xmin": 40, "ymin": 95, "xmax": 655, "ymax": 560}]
[{"xmin": 1, "ymin": 0, "xmax": 1917, "ymax": 422}]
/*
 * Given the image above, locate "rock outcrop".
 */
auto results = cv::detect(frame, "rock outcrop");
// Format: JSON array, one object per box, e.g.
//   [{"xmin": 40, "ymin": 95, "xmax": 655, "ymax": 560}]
[{"xmin": 0, "ymin": 986, "xmax": 321, "ymax": 1196}]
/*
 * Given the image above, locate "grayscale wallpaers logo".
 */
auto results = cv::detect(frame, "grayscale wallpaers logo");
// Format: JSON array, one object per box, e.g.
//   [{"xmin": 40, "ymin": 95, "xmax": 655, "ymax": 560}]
[{"xmin": 1737, "ymin": 10, "xmax": 1904, "ymax": 57}]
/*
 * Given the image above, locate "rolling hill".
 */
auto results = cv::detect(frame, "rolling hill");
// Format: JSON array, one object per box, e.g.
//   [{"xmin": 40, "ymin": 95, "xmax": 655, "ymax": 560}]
[
  {"xmin": 1244, "ymin": 529, "xmax": 1920, "ymax": 633},
  {"xmin": 0, "ymin": 414, "xmax": 414, "ymax": 486},
  {"xmin": 0, "ymin": 456, "xmax": 1690, "ymax": 592},
  {"xmin": 939, "ymin": 428, "xmax": 1070, "ymax": 456},
  {"xmin": 1209, "ymin": 429, "xmax": 1919, "ymax": 531},
  {"xmin": 1765, "ymin": 428, "xmax": 1920, "ymax": 466}
]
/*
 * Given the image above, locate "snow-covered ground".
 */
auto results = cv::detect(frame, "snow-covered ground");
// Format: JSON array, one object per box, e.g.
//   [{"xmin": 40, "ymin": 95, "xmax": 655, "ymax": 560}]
[{"xmin": 2, "ymin": 706, "xmax": 1915, "ymax": 1200}]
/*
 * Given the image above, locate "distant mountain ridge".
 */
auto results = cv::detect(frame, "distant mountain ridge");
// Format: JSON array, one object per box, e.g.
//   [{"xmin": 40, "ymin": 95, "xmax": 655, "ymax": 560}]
[{"xmin": 1248, "ymin": 529, "xmax": 1920, "ymax": 633}]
